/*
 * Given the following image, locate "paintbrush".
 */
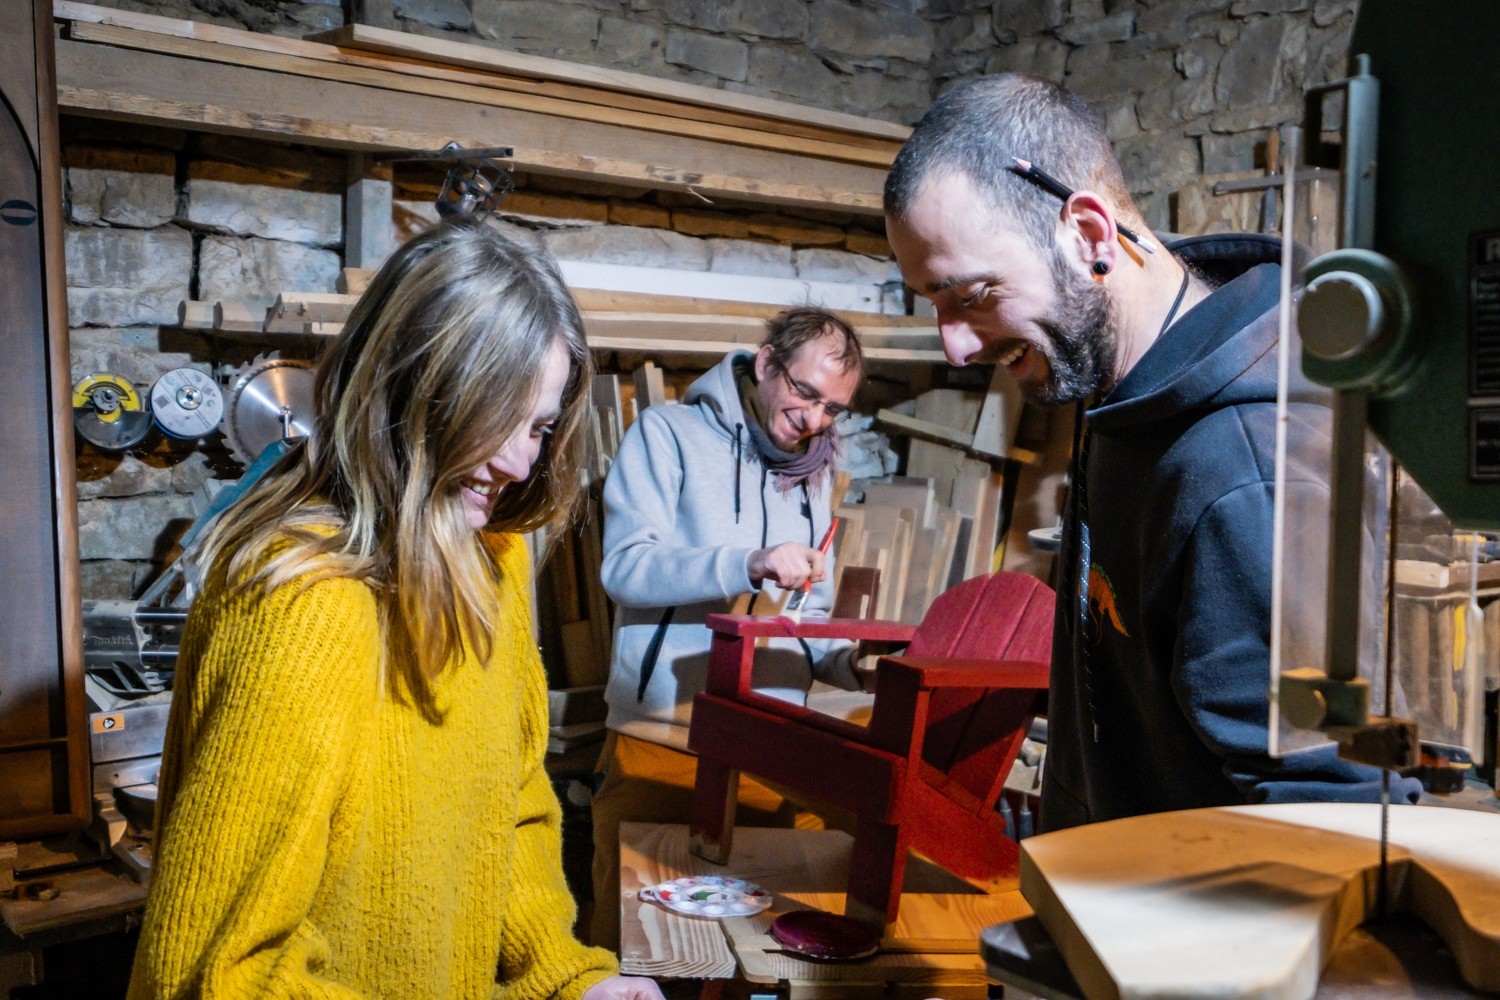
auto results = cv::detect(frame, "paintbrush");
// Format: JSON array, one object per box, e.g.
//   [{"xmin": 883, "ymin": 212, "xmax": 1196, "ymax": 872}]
[{"xmin": 783, "ymin": 517, "xmax": 839, "ymax": 624}]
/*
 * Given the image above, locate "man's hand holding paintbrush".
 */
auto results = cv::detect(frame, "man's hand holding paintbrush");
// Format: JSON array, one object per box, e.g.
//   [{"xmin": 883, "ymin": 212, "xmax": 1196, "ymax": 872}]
[
  {"xmin": 780, "ymin": 518, "xmax": 840, "ymax": 624},
  {"xmin": 747, "ymin": 533, "xmax": 833, "ymax": 594}
]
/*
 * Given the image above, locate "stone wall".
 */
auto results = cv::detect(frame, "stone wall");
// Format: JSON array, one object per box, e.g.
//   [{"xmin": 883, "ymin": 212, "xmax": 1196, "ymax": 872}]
[
  {"xmin": 95, "ymin": 0, "xmax": 938, "ymax": 124},
  {"xmin": 94, "ymin": 0, "xmax": 1360, "ymax": 225},
  {"xmin": 62, "ymin": 120, "xmax": 905, "ymax": 599},
  {"xmin": 61, "ymin": 1, "xmax": 1366, "ymax": 597},
  {"xmin": 935, "ymin": 0, "xmax": 1360, "ymax": 229}
]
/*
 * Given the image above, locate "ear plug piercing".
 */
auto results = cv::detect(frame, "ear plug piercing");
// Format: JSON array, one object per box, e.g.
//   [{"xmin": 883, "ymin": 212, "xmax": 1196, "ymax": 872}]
[{"xmin": 1092, "ymin": 260, "xmax": 1110, "ymax": 276}]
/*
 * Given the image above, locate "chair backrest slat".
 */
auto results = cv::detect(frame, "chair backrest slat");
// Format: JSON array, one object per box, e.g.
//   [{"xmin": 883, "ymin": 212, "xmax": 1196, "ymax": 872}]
[{"xmin": 909, "ymin": 573, "xmax": 1054, "ymax": 799}]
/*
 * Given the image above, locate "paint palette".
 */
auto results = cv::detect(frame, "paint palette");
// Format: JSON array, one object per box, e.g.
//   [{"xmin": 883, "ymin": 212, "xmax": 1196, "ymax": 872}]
[{"xmin": 638, "ymin": 875, "xmax": 772, "ymax": 919}]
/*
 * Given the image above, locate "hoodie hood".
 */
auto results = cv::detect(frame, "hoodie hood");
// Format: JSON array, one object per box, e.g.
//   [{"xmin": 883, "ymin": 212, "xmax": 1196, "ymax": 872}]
[
  {"xmin": 682, "ymin": 350, "xmax": 753, "ymax": 441},
  {"xmin": 1089, "ymin": 234, "xmax": 1289, "ymax": 434}
]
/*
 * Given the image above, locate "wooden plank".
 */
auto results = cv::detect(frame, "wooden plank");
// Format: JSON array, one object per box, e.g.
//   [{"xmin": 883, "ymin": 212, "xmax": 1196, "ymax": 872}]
[
  {"xmin": 832, "ymin": 565, "xmax": 880, "ymax": 620},
  {"xmin": 559, "ymin": 618, "xmax": 604, "ymax": 689},
  {"xmin": 53, "ymin": 40, "xmax": 889, "ymax": 214},
  {"xmin": 64, "ymin": 20, "xmax": 895, "ymax": 169},
  {"xmin": 631, "ymin": 362, "xmax": 666, "ymax": 414},
  {"xmin": 212, "ymin": 300, "xmax": 267, "ymax": 333},
  {"xmin": 1023, "ymin": 803, "xmax": 1500, "ymax": 999},
  {"xmin": 316, "ymin": 22, "xmax": 912, "ymax": 143},
  {"xmin": 559, "ymin": 260, "xmax": 889, "ymax": 314},
  {"xmin": 617, "ymin": 823, "xmax": 1022, "ymax": 989},
  {"xmin": 0, "ymin": 0, "xmax": 93, "ymax": 842},
  {"xmin": 345, "ymin": 153, "xmax": 393, "ymax": 270},
  {"xmin": 862, "ymin": 478, "xmax": 935, "ymax": 529},
  {"xmin": 971, "ymin": 367, "xmax": 1024, "ymax": 460},
  {"xmin": 571, "ymin": 288, "xmax": 927, "ymax": 328},
  {"xmin": 969, "ymin": 468, "xmax": 1006, "ymax": 579},
  {"xmin": 53, "ymin": 2, "xmax": 901, "ymax": 154},
  {"xmin": 176, "ymin": 299, "xmax": 214, "ymax": 329},
  {"xmin": 914, "ymin": 388, "xmax": 983, "ymax": 434},
  {"xmin": 269, "ymin": 292, "xmax": 358, "ymax": 324},
  {"xmin": 0, "ymin": 863, "xmax": 147, "ymax": 938},
  {"xmin": 876, "ymin": 409, "xmax": 975, "ymax": 449}
]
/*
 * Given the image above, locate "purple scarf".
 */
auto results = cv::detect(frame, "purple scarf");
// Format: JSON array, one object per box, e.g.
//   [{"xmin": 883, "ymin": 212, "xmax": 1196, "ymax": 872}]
[{"xmin": 735, "ymin": 358, "xmax": 842, "ymax": 496}]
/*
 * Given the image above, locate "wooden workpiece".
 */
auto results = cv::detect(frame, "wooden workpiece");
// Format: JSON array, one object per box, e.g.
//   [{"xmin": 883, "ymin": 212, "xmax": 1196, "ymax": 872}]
[
  {"xmin": 1020, "ymin": 802, "xmax": 1500, "ymax": 1000},
  {"xmin": 619, "ymin": 822, "xmax": 1030, "ymax": 996}
]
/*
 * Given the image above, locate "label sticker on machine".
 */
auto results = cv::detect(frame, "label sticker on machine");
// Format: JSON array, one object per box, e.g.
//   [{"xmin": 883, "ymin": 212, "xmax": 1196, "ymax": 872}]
[
  {"xmin": 91, "ymin": 713, "xmax": 126, "ymax": 734},
  {"xmin": 638, "ymin": 875, "xmax": 772, "ymax": 918},
  {"xmin": 1469, "ymin": 231, "xmax": 1500, "ymax": 480}
]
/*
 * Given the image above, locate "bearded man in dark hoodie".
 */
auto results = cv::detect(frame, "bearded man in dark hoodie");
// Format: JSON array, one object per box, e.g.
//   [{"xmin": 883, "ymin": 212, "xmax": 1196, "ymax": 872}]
[{"xmin": 884, "ymin": 74, "xmax": 1420, "ymax": 834}]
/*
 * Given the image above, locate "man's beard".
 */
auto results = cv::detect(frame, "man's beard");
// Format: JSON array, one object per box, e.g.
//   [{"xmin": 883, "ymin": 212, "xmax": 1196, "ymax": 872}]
[{"xmin": 1022, "ymin": 251, "xmax": 1117, "ymax": 407}]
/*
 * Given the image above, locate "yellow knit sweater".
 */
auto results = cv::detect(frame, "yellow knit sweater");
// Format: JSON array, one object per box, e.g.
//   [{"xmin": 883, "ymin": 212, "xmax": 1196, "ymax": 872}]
[{"xmin": 127, "ymin": 533, "xmax": 618, "ymax": 999}]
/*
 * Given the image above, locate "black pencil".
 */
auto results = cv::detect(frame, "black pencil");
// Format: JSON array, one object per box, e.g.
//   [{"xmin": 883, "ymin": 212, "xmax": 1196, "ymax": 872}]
[{"xmin": 1010, "ymin": 157, "xmax": 1158, "ymax": 255}]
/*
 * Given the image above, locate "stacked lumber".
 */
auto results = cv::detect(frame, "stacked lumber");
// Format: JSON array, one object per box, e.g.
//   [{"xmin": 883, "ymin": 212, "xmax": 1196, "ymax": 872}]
[
  {"xmin": 176, "ymin": 291, "xmax": 947, "ymax": 362},
  {"xmin": 52, "ymin": 1, "xmax": 904, "ymax": 213},
  {"xmin": 836, "ymin": 381, "xmax": 1022, "ymax": 623}
]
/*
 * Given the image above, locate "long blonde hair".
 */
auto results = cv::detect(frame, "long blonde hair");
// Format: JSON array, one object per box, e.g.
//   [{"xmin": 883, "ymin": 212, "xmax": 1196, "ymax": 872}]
[{"xmin": 196, "ymin": 219, "xmax": 593, "ymax": 719}]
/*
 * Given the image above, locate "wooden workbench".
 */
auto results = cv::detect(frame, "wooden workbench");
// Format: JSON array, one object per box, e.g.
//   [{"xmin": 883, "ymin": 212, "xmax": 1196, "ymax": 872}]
[{"xmin": 618, "ymin": 821, "xmax": 1031, "ymax": 997}]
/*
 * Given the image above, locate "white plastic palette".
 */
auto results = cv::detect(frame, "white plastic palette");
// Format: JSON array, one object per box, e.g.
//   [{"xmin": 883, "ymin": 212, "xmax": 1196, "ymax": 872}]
[{"xmin": 638, "ymin": 875, "xmax": 772, "ymax": 919}]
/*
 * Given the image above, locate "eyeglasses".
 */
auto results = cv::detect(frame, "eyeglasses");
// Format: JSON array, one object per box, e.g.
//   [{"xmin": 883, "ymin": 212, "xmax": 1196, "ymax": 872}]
[{"xmin": 778, "ymin": 367, "xmax": 852, "ymax": 423}]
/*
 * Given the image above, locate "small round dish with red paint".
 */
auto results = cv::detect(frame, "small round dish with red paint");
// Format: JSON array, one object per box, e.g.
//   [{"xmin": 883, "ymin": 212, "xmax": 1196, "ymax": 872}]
[{"xmin": 638, "ymin": 875, "xmax": 772, "ymax": 918}]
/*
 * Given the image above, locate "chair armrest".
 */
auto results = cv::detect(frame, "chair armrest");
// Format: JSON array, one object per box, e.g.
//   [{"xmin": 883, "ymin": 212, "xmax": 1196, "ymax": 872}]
[
  {"xmin": 864, "ymin": 657, "xmax": 1049, "ymax": 758},
  {"xmin": 877, "ymin": 655, "xmax": 1049, "ymax": 690},
  {"xmin": 704, "ymin": 613, "xmax": 917, "ymax": 644}
]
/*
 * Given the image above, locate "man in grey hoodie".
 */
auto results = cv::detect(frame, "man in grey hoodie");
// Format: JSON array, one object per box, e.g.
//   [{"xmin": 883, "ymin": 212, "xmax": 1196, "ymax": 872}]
[{"xmin": 589, "ymin": 307, "xmax": 865, "ymax": 949}]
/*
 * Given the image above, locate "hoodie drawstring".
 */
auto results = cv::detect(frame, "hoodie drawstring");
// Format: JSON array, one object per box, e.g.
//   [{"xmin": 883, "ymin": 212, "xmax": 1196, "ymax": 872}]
[{"xmin": 733, "ymin": 423, "xmax": 744, "ymax": 524}]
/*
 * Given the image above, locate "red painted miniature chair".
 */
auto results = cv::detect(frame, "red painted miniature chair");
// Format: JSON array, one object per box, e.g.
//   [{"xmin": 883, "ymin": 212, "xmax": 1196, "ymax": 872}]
[{"xmin": 687, "ymin": 571, "xmax": 1053, "ymax": 928}]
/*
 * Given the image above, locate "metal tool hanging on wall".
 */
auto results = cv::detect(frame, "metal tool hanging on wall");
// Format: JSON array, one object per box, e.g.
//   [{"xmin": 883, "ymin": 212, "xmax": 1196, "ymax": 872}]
[
  {"xmin": 222, "ymin": 356, "xmax": 315, "ymax": 466},
  {"xmin": 72, "ymin": 372, "xmax": 152, "ymax": 450},
  {"xmin": 380, "ymin": 142, "xmax": 517, "ymax": 218},
  {"xmin": 70, "ymin": 356, "xmax": 316, "ymax": 461}
]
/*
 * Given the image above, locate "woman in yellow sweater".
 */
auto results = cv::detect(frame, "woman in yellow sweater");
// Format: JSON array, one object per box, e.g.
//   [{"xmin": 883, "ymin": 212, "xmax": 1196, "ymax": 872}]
[{"xmin": 128, "ymin": 220, "xmax": 665, "ymax": 1000}]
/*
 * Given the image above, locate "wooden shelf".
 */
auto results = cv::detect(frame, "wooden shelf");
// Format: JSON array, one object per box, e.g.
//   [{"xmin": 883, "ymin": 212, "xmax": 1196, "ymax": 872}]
[{"xmin": 52, "ymin": 2, "xmax": 902, "ymax": 214}]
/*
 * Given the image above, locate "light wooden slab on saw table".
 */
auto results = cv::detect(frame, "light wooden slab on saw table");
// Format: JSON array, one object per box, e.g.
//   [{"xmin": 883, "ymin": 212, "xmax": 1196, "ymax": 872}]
[
  {"xmin": 1020, "ymin": 802, "xmax": 1500, "ymax": 1000},
  {"xmin": 620, "ymin": 821, "xmax": 1030, "ymax": 989}
]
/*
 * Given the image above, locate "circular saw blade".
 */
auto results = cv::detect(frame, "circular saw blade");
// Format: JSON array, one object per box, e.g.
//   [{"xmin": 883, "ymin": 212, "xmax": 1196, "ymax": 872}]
[
  {"xmin": 223, "ymin": 358, "xmax": 315, "ymax": 465},
  {"xmin": 72, "ymin": 372, "xmax": 152, "ymax": 451},
  {"xmin": 151, "ymin": 367, "xmax": 224, "ymax": 440}
]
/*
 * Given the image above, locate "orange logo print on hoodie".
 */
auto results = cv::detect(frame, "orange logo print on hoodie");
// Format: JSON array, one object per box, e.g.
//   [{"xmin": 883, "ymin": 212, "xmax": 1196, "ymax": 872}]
[{"xmin": 1087, "ymin": 564, "xmax": 1130, "ymax": 639}]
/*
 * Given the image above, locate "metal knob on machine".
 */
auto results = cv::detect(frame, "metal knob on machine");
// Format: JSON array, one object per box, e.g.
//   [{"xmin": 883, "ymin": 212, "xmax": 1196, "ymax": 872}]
[
  {"xmin": 1297, "ymin": 248, "xmax": 1418, "ymax": 395},
  {"xmin": 1300, "ymin": 271, "xmax": 1388, "ymax": 361}
]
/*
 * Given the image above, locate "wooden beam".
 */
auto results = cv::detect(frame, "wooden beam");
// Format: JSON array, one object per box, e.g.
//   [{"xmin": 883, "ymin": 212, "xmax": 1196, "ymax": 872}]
[
  {"xmin": 64, "ymin": 20, "xmax": 896, "ymax": 168},
  {"xmin": 315, "ymin": 22, "xmax": 911, "ymax": 143},
  {"xmin": 53, "ymin": 40, "xmax": 889, "ymax": 214},
  {"xmin": 875, "ymin": 409, "xmax": 975, "ymax": 450},
  {"xmin": 345, "ymin": 153, "xmax": 392, "ymax": 270},
  {"xmin": 54, "ymin": 1, "xmax": 900, "ymax": 154},
  {"xmin": 571, "ymin": 288, "xmax": 931, "ymax": 328}
]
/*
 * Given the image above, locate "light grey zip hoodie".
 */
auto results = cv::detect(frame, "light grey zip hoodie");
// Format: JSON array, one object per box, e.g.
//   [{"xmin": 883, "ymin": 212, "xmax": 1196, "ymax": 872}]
[{"xmin": 601, "ymin": 351, "xmax": 858, "ymax": 751}]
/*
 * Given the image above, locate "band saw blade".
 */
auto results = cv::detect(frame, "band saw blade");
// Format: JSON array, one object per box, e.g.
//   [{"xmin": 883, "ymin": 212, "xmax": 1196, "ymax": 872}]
[
  {"xmin": 223, "ymin": 357, "xmax": 315, "ymax": 465},
  {"xmin": 151, "ymin": 367, "xmax": 224, "ymax": 440},
  {"xmin": 72, "ymin": 372, "xmax": 152, "ymax": 451}
]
